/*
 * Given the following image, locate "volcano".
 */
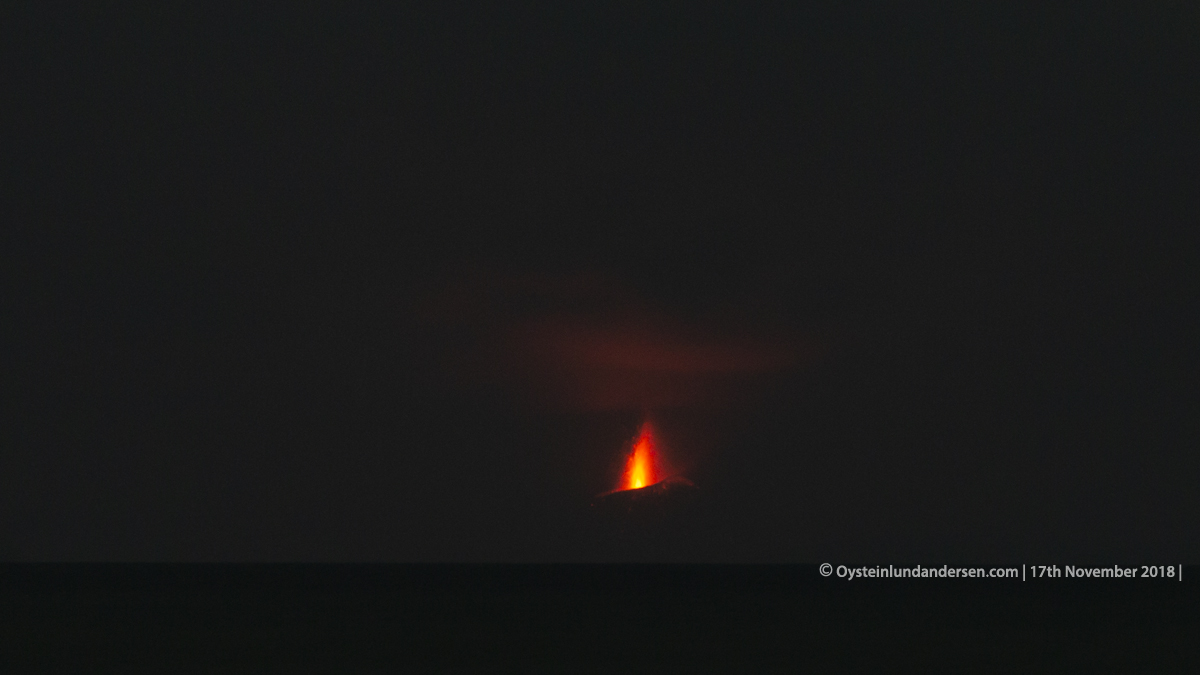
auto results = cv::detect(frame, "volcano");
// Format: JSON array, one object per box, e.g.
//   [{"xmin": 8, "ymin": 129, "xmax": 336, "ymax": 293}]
[
  {"xmin": 589, "ymin": 474, "xmax": 699, "ymax": 549},
  {"xmin": 592, "ymin": 420, "xmax": 698, "ymax": 519}
]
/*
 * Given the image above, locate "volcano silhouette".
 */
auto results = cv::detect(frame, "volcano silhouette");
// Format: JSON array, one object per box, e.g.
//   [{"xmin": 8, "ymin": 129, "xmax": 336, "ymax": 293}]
[{"xmin": 591, "ymin": 475, "xmax": 698, "ymax": 517}]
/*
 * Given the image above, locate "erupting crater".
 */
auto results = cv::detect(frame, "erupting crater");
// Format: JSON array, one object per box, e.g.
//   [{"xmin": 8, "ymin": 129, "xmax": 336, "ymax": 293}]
[{"xmin": 594, "ymin": 419, "xmax": 696, "ymax": 510}]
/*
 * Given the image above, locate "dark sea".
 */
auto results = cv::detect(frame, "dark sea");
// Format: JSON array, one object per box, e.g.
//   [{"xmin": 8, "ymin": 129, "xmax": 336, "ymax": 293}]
[{"xmin": 1, "ymin": 564, "xmax": 1195, "ymax": 672}]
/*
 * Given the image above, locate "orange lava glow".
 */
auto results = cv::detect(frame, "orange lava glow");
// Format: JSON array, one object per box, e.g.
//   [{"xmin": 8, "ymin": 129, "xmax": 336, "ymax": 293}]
[{"xmin": 618, "ymin": 421, "xmax": 663, "ymax": 491}]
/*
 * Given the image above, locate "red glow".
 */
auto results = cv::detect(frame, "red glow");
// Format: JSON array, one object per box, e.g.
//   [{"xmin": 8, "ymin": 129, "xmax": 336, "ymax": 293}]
[{"xmin": 618, "ymin": 421, "xmax": 663, "ymax": 491}]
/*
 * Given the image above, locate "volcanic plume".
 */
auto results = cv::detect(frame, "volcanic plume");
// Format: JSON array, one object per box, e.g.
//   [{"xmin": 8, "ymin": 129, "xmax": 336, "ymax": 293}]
[{"xmin": 414, "ymin": 268, "xmax": 824, "ymax": 412}]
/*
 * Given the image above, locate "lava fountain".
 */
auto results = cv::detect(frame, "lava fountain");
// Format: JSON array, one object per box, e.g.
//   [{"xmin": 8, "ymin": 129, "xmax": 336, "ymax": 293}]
[
  {"xmin": 619, "ymin": 421, "xmax": 663, "ymax": 491},
  {"xmin": 592, "ymin": 417, "xmax": 697, "ymax": 525}
]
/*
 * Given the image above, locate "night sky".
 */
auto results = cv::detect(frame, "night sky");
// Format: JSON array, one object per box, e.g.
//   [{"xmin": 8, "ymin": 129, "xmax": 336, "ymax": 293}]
[{"xmin": 6, "ymin": 3, "xmax": 1197, "ymax": 563}]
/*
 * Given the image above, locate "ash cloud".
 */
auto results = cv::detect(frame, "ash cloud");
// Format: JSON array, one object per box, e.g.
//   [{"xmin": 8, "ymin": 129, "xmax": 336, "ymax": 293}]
[{"xmin": 414, "ymin": 266, "xmax": 826, "ymax": 411}]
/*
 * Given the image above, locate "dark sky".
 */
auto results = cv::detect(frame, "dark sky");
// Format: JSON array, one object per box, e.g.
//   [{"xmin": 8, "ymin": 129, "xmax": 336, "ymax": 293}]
[{"xmin": 5, "ymin": 3, "xmax": 1197, "ymax": 562}]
